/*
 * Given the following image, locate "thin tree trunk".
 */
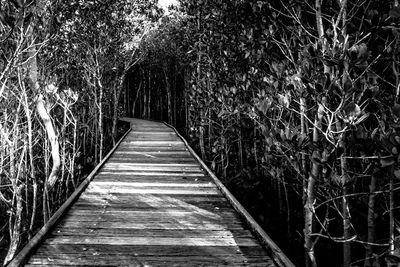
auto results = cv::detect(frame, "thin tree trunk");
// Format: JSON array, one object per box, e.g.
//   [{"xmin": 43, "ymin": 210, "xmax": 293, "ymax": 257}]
[
  {"xmin": 237, "ymin": 113, "xmax": 244, "ymax": 170},
  {"xmin": 164, "ymin": 68, "xmax": 173, "ymax": 124},
  {"xmin": 304, "ymin": 117, "xmax": 319, "ymax": 267},
  {"xmin": 199, "ymin": 110, "xmax": 206, "ymax": 160},
  {"xmin": 300, "ymin": 98, "xmax": 308, "ymax": 206},
  {"xmin": 342, "ymin": 161, "xmax": 351, "ymax": 267},
  {"xmin": 364, "ymin": 171, "xmax": 377, "ymax": 266},
  {"xmin": 184, "ymin": 70, "xmax": 189, "ymax": 137},
  {"xmin": 62, "ymin": 104, "xmax": 67, "ymax": 193},
  {"xmin": 391, "ymin": 0, "xmax": 399, "ymax": 255},
  {"xmin": 112, "ymin": 74, "xmax": 126, "ymax": 145},
  {"xmin": 98, "ymin": 78, "xmax": 104, "ymax": 161},
  {"xmin": 315, "ymin": 0, "xmax": 330, "ymax": 74},
  {"xmin": 132, "ymin": 80, "xmax": 143, "ymax": 117},
  {"xmin": 389, "ymin": 169, "xmax": 395, "ymax": 254},
  {"xmin": 253, "ymin": 127, "xmax": 259, "ymax": 172},
  {"xmin": 4, "ymin": 185, "xmax": 23, "ymax": 264},
  {"xmin": 173, "ymin": 65, "xmax": 177, "ymax": 126},
  {"xmin": 23, "ymin": 87, "xmax": 37, "ymax": 238},
  {"xmin": 148, "ymin": 70, "xmax": 151, "ymax": 119},
  {"xmin": 28, "ymin": 48, "xmax": 60, "ymax": 188}
]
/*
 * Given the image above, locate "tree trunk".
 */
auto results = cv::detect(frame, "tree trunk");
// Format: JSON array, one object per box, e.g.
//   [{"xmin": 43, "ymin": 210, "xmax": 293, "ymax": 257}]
[
  {"xmin": 132, "ymin": 80, "xmax": 143, "ymax": 117},
  {"xmin": 112, "ymin": 74, "xmax": 125, "ymax": 145},
  {"xmin": 300, "ymin": 98, "xmax": 308, "ymax": 206},
  {"xmin": 148, "ymin": 69, "xmax": 151, "ymax": 119},
  {"xmin": 22, "ymin": 86, "xmax": 37, "ymax": 238},
  {"xmin": 199, "ymin": 111, "xmax": 206, "ymax": 160},
  {"xmin": 364, "ymin": 171, "xmax": 377, "ymax": 266},
  {"xmin": 164, "ymin": 68, "xmax": 173, "ymax": 124},
  {"xmin": 315, "ymin": 0, "xmax": 330, "ymax": 74},
  {"xmin": 97, "ymin": 77, "xmax": 104, "ymax": 161},
  {"xmin": 237, "ymin": 113, "xmax": 244, "ymax": 170},
  {"xmin": 389, "ymin": 169, "xmax": 395, "ymax": 254},
  {"xmin": 4, "ymin": 185, "xmax": 23, "ymax": 264},
  {"xmin": 340, "ymin": 145, "xmax": 351, "ymax": 267},
  {"xmin": 304, "ymin": 117, "xmax": 319, "ymax": 267}
]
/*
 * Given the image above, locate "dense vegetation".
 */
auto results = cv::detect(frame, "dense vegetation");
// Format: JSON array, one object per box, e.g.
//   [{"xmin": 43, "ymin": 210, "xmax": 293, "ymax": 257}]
[
  {"xmin": 177, "ymin": 1, "xmax": 400, "ymax": 266},
  {"xmin": 0, "ymin": 0, "xmax": 159, "ymax": 265},
  {"xmin": 1, "ymin": 0, "xmax": 400, "ymax": 266}
]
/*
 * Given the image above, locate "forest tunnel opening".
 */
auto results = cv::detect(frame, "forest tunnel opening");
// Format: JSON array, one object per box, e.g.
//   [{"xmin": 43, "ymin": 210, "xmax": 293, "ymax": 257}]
[{"xmin": 124, "ymin": 61, "xmax": 187, "ymax": 132}]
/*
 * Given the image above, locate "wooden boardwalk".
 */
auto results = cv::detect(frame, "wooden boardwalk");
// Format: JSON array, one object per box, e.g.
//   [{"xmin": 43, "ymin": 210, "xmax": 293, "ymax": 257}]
[{"xmin": 8, "ymin": 118, "xmax": 293, "ymax": 267}]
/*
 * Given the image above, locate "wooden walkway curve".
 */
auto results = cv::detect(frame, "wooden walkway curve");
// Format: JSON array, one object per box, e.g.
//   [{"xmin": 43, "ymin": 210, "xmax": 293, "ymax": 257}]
[{"xmin": 8, "ymin": 118, "xmax": 294, "ymax": 267}]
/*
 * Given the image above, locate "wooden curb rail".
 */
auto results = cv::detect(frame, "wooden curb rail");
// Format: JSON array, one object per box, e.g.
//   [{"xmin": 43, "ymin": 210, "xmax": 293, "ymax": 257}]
[
  {"xmin": 164, "ymin": 122, "xmax": 295, "ymax": 267},
  {"xmin": 6, "ymin": 129, "xmax": 132, "ymax": 267}
]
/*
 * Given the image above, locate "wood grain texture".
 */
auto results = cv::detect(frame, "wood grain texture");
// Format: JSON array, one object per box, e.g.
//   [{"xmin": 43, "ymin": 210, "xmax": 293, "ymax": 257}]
[{"xmin": 9, "ymin": 118, "xmax": 284, "ymax": 267}]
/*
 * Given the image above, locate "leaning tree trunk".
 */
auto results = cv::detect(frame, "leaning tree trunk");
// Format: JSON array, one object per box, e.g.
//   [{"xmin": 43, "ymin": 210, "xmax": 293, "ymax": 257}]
[{"xmin": 28, "ymin": 38, "xmax": 60, "ymax": 189}]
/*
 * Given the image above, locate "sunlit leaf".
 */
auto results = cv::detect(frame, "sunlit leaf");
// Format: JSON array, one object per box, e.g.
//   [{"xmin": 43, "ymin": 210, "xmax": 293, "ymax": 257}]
[
  {"xmin": 380, "ymin": 157, "xmax": 395, "ymax": 168},
  {"xmin": 343, "ymin": 102, "xmax": 361, "ymax": 118},
  {"xmin": 390, "ymin": 7, "xmax": 400, "ymax": 18}
]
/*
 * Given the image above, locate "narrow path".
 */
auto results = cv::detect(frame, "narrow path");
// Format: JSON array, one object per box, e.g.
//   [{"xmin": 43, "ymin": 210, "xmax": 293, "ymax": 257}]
[{"xmin": 13, "ymin": 118, "xmax": 288, "ymax": 266}]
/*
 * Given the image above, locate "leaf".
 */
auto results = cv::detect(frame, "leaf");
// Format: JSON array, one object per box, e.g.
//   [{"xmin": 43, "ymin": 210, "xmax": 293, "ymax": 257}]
[
  {"xmin": 278, "ymin": 93, "xmax": 290, "ymax": 108},
  {"xmin": 380, "ymin": 157, "xmax": 395, "ymax": 168},
  {"xmin": 354, "ymin": 113, "xmax": 369, "ymax": 125},
  {"xmin": 390, "ymin": 7, "xmax": 400, "ymax": 18},
  {"xmin": 394, "ymin": 170, "xmax": 400, "ymax": 179},
  {"xmin": 343, "ymin": 102, "xmax": 361, "ymax": 118},
  {"xmin": 395, "ymin": 136, "xmax": 400, "ymax": 144},
  {"xmin": 357, "ymin": 43, "xmax": 368, "ymax": 59},
  {"xmin": 317, "ymin": 103, "xmax": 325, "ymax": 120},
  {"xmin": 343, "ymin": 78, "xmax": 352, "ymax": 92},
  {"xmin": 256, "ymin": 99, "xmax": 270, "ymax": 114},
  {"xmin": 393, "ymin": 104, "xmax": 400, "ymax": 117},
  {"xmin": 330, "ymin": 171, "xmax": 341, "ymax": 185}
]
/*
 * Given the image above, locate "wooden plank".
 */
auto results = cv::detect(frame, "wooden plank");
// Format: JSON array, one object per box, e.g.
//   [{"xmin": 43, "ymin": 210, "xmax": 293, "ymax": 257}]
[
  {"xmin": 88, "ymin": 181, "xmax": 215, "ymax": 188},
  {"xmin": 107, "ymin": 158, "xmax": 198, "ymax": 164},
  {"xmin": 124, "ymin": 141, "xmax": 183, "ymax": 145},
  {"xmin": 74, "ymin": 195, "xmax": 233, "ymax": 211},
  {"xmin": 57, "ymin": 220, "xmax": 245, "ymax": 231},
  {"xmin": 60, "ymin": 213, "xmax": 238, "ymax": 224},
  {"xmin": 116, "ymin": 147, "xmax": 189, "ymax": 152},
  {"xmin": 83, "ymin": 186, "xmax": 219, "ymax": 195},
  {"xmin": 26, "ymin": 255, "xmax": 275, "ymax": 267},
  {"xmin": 95, "ymin": 173, "xmax": 202, "ymax": 178},
  {"xmin": 65, "ymin": 209, "xmax": 237, "ymax": 218},
  {"xmin": 104, "ymin": 163, "xmax": 199, "ymax": 167},
  {"xmin": 52, "ymin": 225, "xmax": 246, "ymax": 233},
  {"xmin": 101, "ymin": 163, "xmax": 202, "ymax": 171},
  {"xmin": 113, "ymin": 151, "xmax": 192, "ymax": 155},
  {"xmin": 42, "ymin": 236, "xmax": 259, "ymax": 247},
  {"xmin": 31, "ymin": 243, "xmax": 269, "ymax": 257},
  {"xmin": 117, "ymin": 148, "xmax": 189, "ymax": 153},
  {"xmin": 93, "ymin": 174, "xmax": 210, "ymax": 183},
  {"xmin": 50, "ymin": 228, "xmax": 253, "ymax": 238}
]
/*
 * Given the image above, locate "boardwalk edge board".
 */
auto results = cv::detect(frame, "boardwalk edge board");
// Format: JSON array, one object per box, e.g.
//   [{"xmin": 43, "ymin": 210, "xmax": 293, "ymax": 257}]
[
  {"xmin": 164, "ymin": 121, "xmax": 295, "ymax": 267},
  {"xmin": 6, "ymin": 129, "xmax": 132, "ymax": 267}
]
